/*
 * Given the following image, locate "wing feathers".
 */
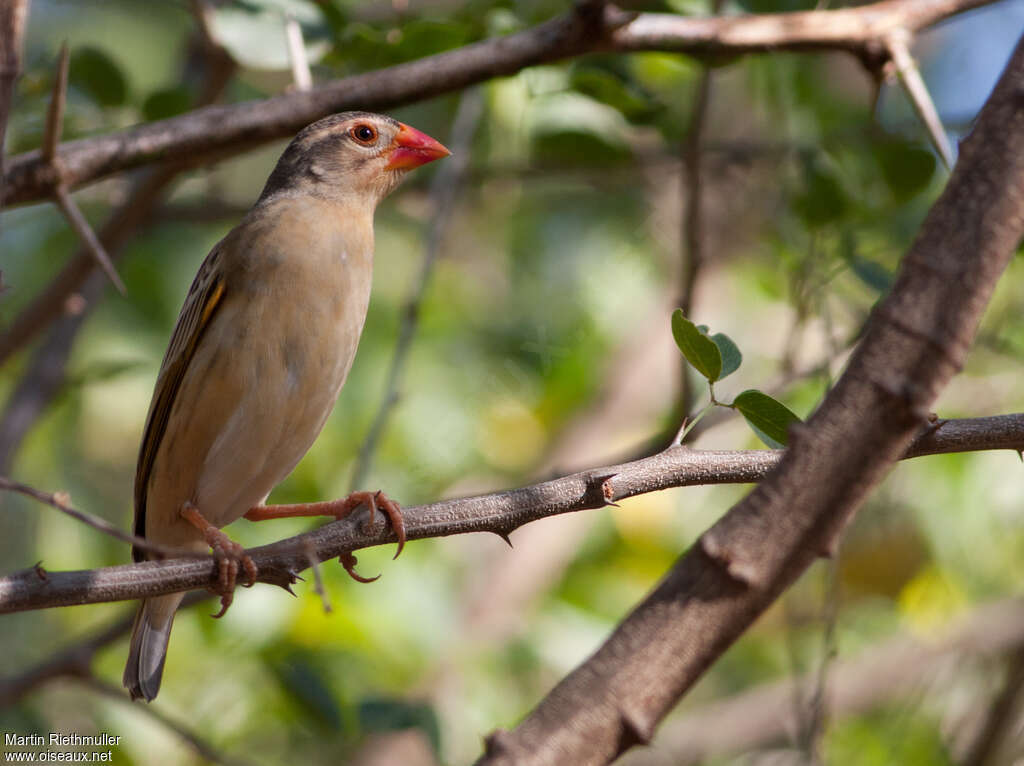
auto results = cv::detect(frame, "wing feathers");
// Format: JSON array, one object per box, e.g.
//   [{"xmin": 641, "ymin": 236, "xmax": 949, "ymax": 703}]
[{"xmin": 132, "ymin": 246, "xmax": 227, "ymax": 561}]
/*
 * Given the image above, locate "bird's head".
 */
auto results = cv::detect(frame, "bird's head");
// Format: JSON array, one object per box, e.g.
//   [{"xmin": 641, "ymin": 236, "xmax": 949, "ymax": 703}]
[{"xmin": 258, "ymin": 111, "xmax": 450, "ymax": 206}]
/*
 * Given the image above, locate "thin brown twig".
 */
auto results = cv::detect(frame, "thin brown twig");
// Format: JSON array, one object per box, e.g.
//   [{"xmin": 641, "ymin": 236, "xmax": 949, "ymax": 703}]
[
  {"xmin": 0, "ymin": 0, "xmax": 996, "ymax": 210},
  {"xmin": 41, "ymin": 43, "xmax": 68, "ymax": 164},
  {"xmin": 303, "ymin": 539, "xmax": 331, "ymax": 613},
  {"xmin": 0, "ymin": 476, "xmax": 206, "ymax": 560},
  {"xmin": 38, "ymin": 44, "xmax": 127, "ymax": 294},
  {"xmin": 672, "ymin": 0, "xmax": 726, "ymax": 444},
  {"xmin": 962, "ymin": 644, "xmax": 1024, "ymax": 766},
  {"xmin": 2, "ymin": 413, "xmax": 1024, "ymax": 613},
  {"xmin": 52, "ymin": 186, "xmax": 127, "ymax": 295}
]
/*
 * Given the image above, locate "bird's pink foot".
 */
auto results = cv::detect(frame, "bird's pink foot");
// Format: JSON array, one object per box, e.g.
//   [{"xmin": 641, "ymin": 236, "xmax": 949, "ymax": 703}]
[
  {"xmin": 181, "ymin": 502, "xmax": 257, "ymax": 618},
  {"xmin": 244, "ymin": 490, "xmax": 405, "ymax": 583}
]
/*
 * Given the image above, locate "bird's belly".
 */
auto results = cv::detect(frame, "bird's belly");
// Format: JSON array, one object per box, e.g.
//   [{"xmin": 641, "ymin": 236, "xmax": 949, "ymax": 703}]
[
  {"xmin": 194, "ymin": 302, "xmax": 361, "ymax": 525},
  {"xmin": 146, "ymin": 274, "xmax": 368, "ymax": 542}
]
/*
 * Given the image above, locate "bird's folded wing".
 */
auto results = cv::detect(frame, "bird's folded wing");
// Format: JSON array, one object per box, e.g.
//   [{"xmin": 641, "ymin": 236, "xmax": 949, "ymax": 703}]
[{"xmin": 132, "ymin": 244, "xmax": 227, "ymax": 561}]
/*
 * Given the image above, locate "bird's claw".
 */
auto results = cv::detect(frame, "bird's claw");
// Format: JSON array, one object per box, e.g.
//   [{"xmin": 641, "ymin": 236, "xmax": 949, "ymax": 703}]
[
  {"xmin": 183, "ymin": 505, "xmax": 257, "ymax": 618},
  {"xmin": 340, "ymin": 551, "xmax": 380, "ymax": 583},
  {"xmin": 330, "ymin": 489, "xmax": 406, "ymax": 561},
  {"xmin": 206, "ymin": 535, "xmax": 257, "ymax": 618}
]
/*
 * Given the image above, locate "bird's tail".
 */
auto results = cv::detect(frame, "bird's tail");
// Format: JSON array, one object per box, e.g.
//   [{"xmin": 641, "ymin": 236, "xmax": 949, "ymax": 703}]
[{"xmin": 123, "ymin": 593, "xmax": 184, "ymax": 702}]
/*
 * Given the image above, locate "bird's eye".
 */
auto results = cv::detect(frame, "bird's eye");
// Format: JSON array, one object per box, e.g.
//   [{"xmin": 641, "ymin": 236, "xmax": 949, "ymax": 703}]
[{"xmin": 350, "ymin": 124, "xmax": 377, "ymax": 144}]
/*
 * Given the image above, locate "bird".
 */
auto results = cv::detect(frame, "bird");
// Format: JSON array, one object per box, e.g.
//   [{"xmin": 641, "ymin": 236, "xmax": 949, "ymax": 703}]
[{"xmin": 123, "ymin": 111, "xmax": 450, "ymax": 702}]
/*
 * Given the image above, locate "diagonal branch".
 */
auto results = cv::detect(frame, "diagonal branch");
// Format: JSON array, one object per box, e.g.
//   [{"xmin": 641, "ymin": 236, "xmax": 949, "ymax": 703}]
[
  {"xmin": 1, "ymin": 413, "xmax": 1022, "ymax": 614},
  {"xmin": 474, "ymin": 32, "xmax": 1024, "ymax": 765},
  {"xmin": 0, "ymin": 0, "xmax": 996, "ymax": 209}
]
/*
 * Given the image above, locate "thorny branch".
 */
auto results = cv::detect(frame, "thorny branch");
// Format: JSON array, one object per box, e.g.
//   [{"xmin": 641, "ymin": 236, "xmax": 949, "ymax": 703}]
[
  {"xmin": 1, "ymin": 413, "xmax": 1023, "ymax": 613},
  {"xmin": 0, "ymin": 0, "xmax": 995, "ymax": 209}
]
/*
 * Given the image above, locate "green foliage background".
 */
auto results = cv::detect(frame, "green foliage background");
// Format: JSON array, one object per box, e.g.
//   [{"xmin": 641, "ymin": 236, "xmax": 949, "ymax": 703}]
[{"xmin": 2, "ymin": 0, "xmax": 1023, "ymax": 764}]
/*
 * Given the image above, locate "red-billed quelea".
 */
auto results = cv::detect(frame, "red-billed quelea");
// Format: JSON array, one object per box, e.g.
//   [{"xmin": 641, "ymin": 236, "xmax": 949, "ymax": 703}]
[{"xmin": 124, "ymin": 112, "xmax": 449, "ymax": 702}]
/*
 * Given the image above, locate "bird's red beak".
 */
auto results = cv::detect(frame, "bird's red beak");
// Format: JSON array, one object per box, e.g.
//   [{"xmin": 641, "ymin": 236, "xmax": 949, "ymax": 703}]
[{"xmin": 385, "ymin": 123, "xmax": 450, "ymax": 170}]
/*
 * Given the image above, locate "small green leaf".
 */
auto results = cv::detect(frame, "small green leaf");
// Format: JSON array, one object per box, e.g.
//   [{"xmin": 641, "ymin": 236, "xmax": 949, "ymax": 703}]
[
  {"xmin": 69, "ymin": 46, "xmax": 127, "ymax": 106},
  {"xmin": 359, "ymin": 697, "xmax": 441, "ymax": 752},
  {"xmin": 841, "ymin": 232, "xmax": 893, "ymax": 293},
  {"xmin": 273, "ymin": 654, "xmax": 342, "ymax": 729},
  {"xmin": 569, "ymin": 66, "xmax": 661, "ymax": 123},
  {"xmin": 733, "ymin": 389, "xmax": 801, "ymax": 448},
  {"xmin": 142, "ymin": 86, "xmax": 192, "ymax": 122},
  {"xmin": 849, "ymin": 256, "xmax": 894, "ymax": 293},
  {"xmin": 710, "ymin": 333, "xmax": 742, "ymax": 380},
  {"xmin": 876, "ymin": 139, "xmax": 936, "ymax": 201},
  {"xmin": 672, "ymin": 309, "xmax": 722, "ymax": 382},
  {"xmin": 793, "ymin": 157, "xmax": 847, "ymax": 227}
]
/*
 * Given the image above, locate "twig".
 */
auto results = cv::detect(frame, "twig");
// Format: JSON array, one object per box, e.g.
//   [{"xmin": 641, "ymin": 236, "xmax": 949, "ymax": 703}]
[
  {"xmin": 784, "ymin": 558, "xmax": 840, "ymax": 763},
  {"xmin": 39, "ymin": 45, "xmax": 127, "ymax": 294},
  {"xmin": 0, "ymin": 476, "xmax": 206, "ymax": 560},
  {"xmin": 673, "ymin": 0, "xmax": 725, "ymax": 442},
  {"xmin": 885, "ymin": 30, "xmax": 955, "ymax": 170},
  {"xmin": 53, "ymin": 187, "xmax": 127, "ymax": 295},
  {"xmin": 962, "ymin": 644, "xmax": 1024, "ymax": 766},
  {"xmin": 2, "ymin": 413, "xmax": 1024, "ymax": 613},
  {"xmin": 0, "ymin": 0, "xmax": 996, "ymax": 209},
  {"xmin": 284, "ymin": 14, "xmax": 313, "ymax": 92},
  {"xmin": 349, "ymin": 87, "xmax": 484, "ymax": 489},
  {"xmin": 807, "ymin": 558, "xmax": 840, "ymax": 758},
  {"xmin": 41, "ymin": 43, "xmax": 69, "ymax": 164},
  {"xmin": 303, "ymin": 539, "xmax": 331, "ymax": 613}
]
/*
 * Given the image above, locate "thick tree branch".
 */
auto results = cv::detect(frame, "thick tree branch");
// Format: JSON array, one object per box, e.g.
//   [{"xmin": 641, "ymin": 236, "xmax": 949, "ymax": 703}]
[
  {"xmin": 0, "ymin": 0, "xmax": 994, "ymax": 209},
  {"xmin": 1, "ymin": 413, "xmax": 1022, "ymax": 614},
  {"xmin": 474, "ymin": 33, "xmax": 1024, "ymax": 766}
]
